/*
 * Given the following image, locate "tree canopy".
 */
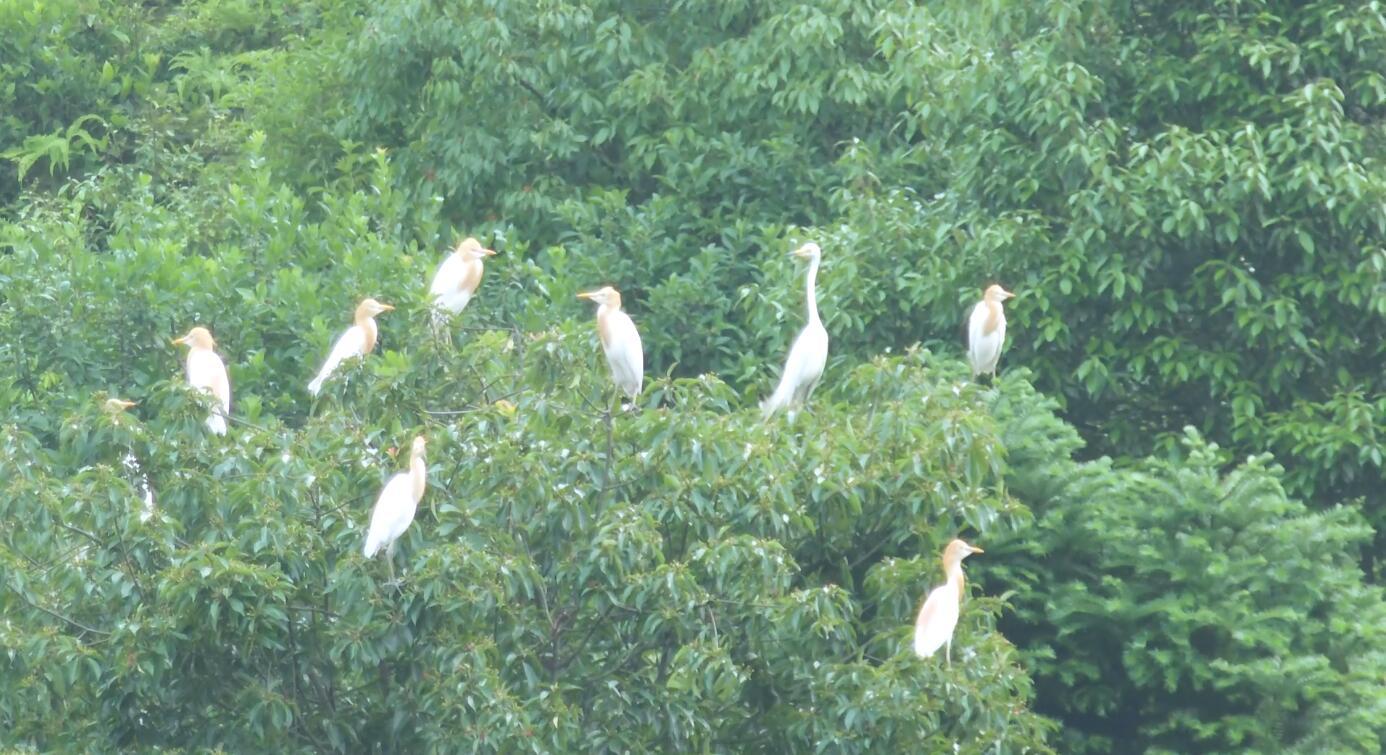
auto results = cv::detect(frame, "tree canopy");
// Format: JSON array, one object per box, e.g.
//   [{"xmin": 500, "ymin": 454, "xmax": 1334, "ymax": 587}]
[{"xmin": 2, "ymin": 0, "xmax": 1383, "ymax": 751}]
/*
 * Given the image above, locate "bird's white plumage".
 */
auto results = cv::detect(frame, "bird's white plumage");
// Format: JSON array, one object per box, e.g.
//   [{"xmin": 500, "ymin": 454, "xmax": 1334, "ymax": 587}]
[
  {"xmin": 967, "ymin": 285, "xmax": 1014, "ymax": 378},
  {"xmin": 308, "ymin": 325, "xmax": 368, "ymax": 396},
  {"xmin": 428, "ymin": 239, "xmax": 492, "ymax": 329},
  {"xmin": 185, "ymin": 348, "xmax": 231, "ymax": 435},
  {"xmin": 429, "ymin": 255, "xmax": 479, "ymax": 313},
  {"xmin": 579, "ymin": 287, "xmax": 644, "ymax": 401},
  {"xmin": 363, "ymin": 471, "xmax": 418, "ymax": 558},
  {"xmin": 763, "ymin": 320, "xmax": 828, "ymax": 416},
  {"xmin": 362, "ymin": 437, "xmax": 428, "ymax": 565},
  {"xmin": 967, "ymin": 301, "xmax": 1006, "ymax": 377},
  {"xmin": 763, "ymin": 243, "xmax": 828, "ymax": 418},
  {"xmin": 601, "ymin": 309, "xmax": 644, "ymax": 399},
  {"xmin": 912, "ymin": 539, "xmax": 982, "ymax": 664},
  {"xmin": 913, "ymin": 582, "xmax": 961, "ymax": 658}
]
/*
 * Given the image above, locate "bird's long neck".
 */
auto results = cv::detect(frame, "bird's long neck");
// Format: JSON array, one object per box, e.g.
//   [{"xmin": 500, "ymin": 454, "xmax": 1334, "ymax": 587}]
[
  {"xmin": 804, "ymin": 256, "xmax": 821, "ymax": 326},
  {"xmin": 357, "ymin": 314, "xmax": 379, "ymax": 354},
  {"xmin": 982, "ymin": 299, "xmax": 1004, "ymax": 335},
  {"xmin": 409, "ymin": 452, "xmax": 427, "ymax": 502},
  {"xmin": 944, "ymin": 558, "xmax": 966, "ymax": 596},
  {"xmin": 596, "ymin": 304, "xmax": 619, "ymax": 348}
]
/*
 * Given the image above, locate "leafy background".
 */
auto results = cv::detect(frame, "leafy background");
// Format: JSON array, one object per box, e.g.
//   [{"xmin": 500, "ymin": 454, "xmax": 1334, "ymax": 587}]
[{"xmin": 2, "ymin": 0, "xmax": 1383, "ymax": 752}]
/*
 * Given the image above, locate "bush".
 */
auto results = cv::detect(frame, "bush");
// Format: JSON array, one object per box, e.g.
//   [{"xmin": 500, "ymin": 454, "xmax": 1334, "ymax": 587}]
[{"xmin": 985, "ymin": 378, "xmax": 1386, "ymax": 753}]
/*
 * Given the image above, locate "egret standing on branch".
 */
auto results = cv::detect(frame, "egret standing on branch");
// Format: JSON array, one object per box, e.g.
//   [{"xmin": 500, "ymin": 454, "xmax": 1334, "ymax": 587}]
[
  {"xmin": 308, "ymin": 298, "xmax": 394, "ymax": 396},
  {"xmin": 914, "ymin": 539, "xmax": 984, "ymax": 664},
  {"xmin": 429, "ymin": 237, "xmax": 496, "ymax": 330},
  {"xmin": 103, "ymin": 397, "xmax": 155, "ymax": 521},
  {"xmin": 577, "ymin": 286, "xmax": 644, "ymax": 403},
  {"xmin": 363, "ymin": 435, "xmax": 428, "ymax": 584},
  {"xmin": 967, "ymin": 284, "xmax": 1015, "ymax": 381},
  {"xmin": 762, "ymin": 242, "xmax": 828, "ymax": 419},
  {"xmin": 171, "ymin": 326, "xmax": 231, "ymax": 435}
]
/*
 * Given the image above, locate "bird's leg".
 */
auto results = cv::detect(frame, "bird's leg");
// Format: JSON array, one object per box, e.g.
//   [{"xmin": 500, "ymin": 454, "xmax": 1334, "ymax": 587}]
[
  {"xmin": 384, "ymin": 542, "xmax": 399, "ymax": 588},
  {"xmin": 946, "ymin": 638, "xmax": 952, "ymax": 667}
]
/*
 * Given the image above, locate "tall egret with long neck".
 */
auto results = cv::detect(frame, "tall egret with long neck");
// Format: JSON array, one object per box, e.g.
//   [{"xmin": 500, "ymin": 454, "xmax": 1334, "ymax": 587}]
[
  {"xmin": 103, "ymin": 397, "xmax": 155, "ymax": 521},
  {"xmin": 363, "ymin": 435, "xmax": 428, "ymax": 583},
  {"xmin": 762, "ymin": 242, "xmax": 828, "ymax": 418},
  {"xmin": 308, "ymin": 298, "xmax": 394, "ymax": 396},
  {"xmin": 577, "ymin": 286, "xmax": 644, "ymax": 402},
  {"xmin": 914, "ymin": 539, "xmax": 984, "ymax": 664},
  {"xmin": 171, "ymin": 326, "xmax": 231, "ymax": 435},
  {"xmin": 967, "ymin": 284, "xmax": 1016, "ymax": 380},
  {"xmin": 429, "ymin": 237, "xmax": 496, "ymax": 328}
]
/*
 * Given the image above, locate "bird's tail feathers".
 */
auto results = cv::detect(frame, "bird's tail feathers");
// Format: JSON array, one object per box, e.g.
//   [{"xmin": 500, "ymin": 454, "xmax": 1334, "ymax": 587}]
[
  {"xmin": 761, "ymin": 378, "xmax": 794, "ymax": 419},
  {"xmin": 363, "ymin": 533, "xmax": 383, "ymax": 559}
]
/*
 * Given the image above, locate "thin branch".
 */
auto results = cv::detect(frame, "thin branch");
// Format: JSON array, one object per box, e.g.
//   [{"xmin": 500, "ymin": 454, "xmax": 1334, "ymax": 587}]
[{"xmin": 11, "ymin": 589, "xmax": 111, "ymax": 637}]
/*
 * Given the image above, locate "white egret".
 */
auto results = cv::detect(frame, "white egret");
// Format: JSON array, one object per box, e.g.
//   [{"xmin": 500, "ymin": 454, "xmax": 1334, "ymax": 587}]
[
  {"xmin": 307, "ymin": 298, "xmax": 394, "ymax": 396},
  {"xmin": 577, "ymin": 286, "xmax": 644, "ymax": 402},
  {"xmin": 913, "ymin": 539, "xmax": 984, "ymax": 664},
  {"xmin": 362, "ymin": 435, "xmax": 428, "ymax": 583},
  {"xmin": 762, "ymin": 242, "xmax": 828, "ymax": 418},
  {"xmin": 429, "ymin": 237, "xmax": 496, "ymax": 329},
  {"xmin": 171, "ymin": 326, "xmax": 231, "ymax": 435},
  {"xmin": 103, "ymin": 398, "xmax": 155, "ymax": 521},
  {"xmin": 967, "ymin": 284, "xmax": 1015, "ymax": 380}
]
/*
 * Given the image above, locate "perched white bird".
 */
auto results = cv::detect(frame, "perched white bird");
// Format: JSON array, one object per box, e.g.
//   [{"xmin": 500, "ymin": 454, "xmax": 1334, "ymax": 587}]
[
  {"xmin": 308, "ymin": 298, "xmax": 394, "ymax": 396},
  {"xmin": 762, "ymin": 242, "xmax": 828, "ymax": 418},
  {"xmin": 172, "ymin": 326, "xmax": 231, "ymax": 435},
  {"xmin": 577, "ymin": 286, "xmax": 644, "ymax": 401},
  {"xmin": 363, "ymin": 435, "xmax": 428, "ymax": 582},
  {"xmin": 967, "ymin": 284, "xmax": 1016, "ymax": 380},
  {"xmin": 914, "ymin": 539, "xmax": 984, "ymax": 664},
  {"xmin": 103, "ymin": 398, "xmax": 155, "ymax": 521},
  {"xmin": 428, "ymin": 237, "xmax": 496, "ymax": 328}
]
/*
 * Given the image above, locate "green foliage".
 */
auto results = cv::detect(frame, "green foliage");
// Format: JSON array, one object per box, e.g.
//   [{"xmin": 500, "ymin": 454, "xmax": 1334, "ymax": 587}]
[
  {"xmin": 0, "ymin": 332, "xmax": 1052, "ymax": 750},
  {"xmin": 331, "ymin": 0, "xmax": 1385, "ymax": 527},
  {"xmin": 4, "ymin": 0, "xmax": 1385, "ymax": 750},
  {"xmin": 987, "ymin": 379, "xmax": 1386, "ymax": 753}
]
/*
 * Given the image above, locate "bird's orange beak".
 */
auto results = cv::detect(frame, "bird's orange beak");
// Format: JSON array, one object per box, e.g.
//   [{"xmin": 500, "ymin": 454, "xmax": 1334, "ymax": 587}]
[
  {"xmin": 482, "ymin": 248, "xmax": 497, "ymax": 257},
  {"xmin": 1002, "ymin": 289, "xmax": 1016, "ymax": 300},
  {"xmin": 171, "ymin": 335, "xmax": 187, "ymax": 346},
  {"xmin": 970, "ymin": 545, "xmax": 985, "ymax": 554},
  {"xmin": 379, "ymin": 303, "xmax": 395, "ymax": 311},
  {"xmin": 576, "ymin": 291, "xmax": 596, "ymax": 301}
]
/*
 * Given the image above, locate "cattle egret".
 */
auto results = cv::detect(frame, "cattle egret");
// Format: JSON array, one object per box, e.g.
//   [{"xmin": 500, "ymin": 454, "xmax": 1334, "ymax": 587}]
[
  {"xmin": 577, "ymin": 286, "xmax": 644, "ymax": 402},
  {"xmin": 171, "ymin": 326, "xmax": 231, "ymax": 435},
  {"xmin": 967, "ymin": 284, "xmax": 1015, "ymax": 380},
  {"xmin": 429, "ymin": 237, "xmax": 496, "ymax": 328},
  {"xmin": 363, "ymin": 435, "xmax": 428, "ymax": 583},
  {"xmin": 913, "ymin": 539, "xmax": 984, "ymax": 664},
  {"xmin": 103, "ymin": 398, "xmax": 155, "ymax": 520},
  {"xmin": 307, "ymin": 298, "xmax": 394, "ymax": 396},
  {"xmin": 762, "ymin": 242, "xmax": 828, "ymax": 418}
]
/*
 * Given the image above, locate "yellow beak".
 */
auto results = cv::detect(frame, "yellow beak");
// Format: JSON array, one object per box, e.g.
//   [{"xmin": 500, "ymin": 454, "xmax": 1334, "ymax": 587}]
[
  {"xmin": 576, "ymin": 291, "xmax": 596, "ymax": 301},
  {"xmin": 971, "ymin": 545, "xmax": 985, "ymax": 554},
  {"xmin": 171, "ymin": 336, "xmax": 187, "ymax": 346},
  {"xmin": 483, "ymin": 248, "xmax": 497, "ymax": 257},
  {"xmin": 379, "ymin": 303, "xmax": 395, "ymax": 311}
]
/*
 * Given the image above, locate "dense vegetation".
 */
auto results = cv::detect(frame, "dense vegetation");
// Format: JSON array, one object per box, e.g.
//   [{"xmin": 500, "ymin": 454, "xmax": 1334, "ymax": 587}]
[{"xmin": 2, "ymin": 0, "xmax": 1382, "ymax": 751}]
